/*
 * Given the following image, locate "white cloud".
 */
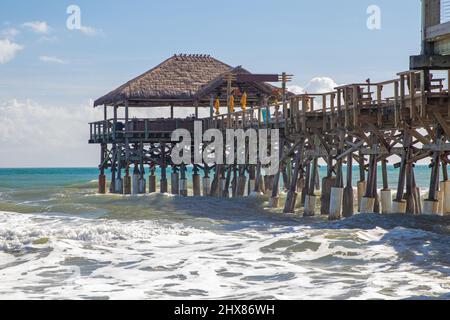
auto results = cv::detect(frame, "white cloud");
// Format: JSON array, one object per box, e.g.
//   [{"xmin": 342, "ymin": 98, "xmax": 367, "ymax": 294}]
[
  {"xmin": 22, "ymin": 21, "xmax": 50, "ymax": 34},
  {"xmin": 0, "ymin": 99, "xmax": 102, "ymax": 167},
  {"xmin": 288, "ymin": 77, "xmax": 338, "ymax": 94},
  {"xmin": 1, "ymin": 28, "xmax": 19, "ymax": 39},
  {"xmin": 0, "ymin": 39, "xmax": 24, "ymax": 64},
  {"xmin": 79, "ymin": 26, "xmax": 102, "ymax": 36},
  {"xmin": 287, "ymin": 85, "xmax": 304, "ymax": 94},
  {"xmin": 304, "ymin": 77, "xmax": 338, "ymax": 93},
  {"xmin": 39, "ymin": 55, "xmax": 67, "ymax": 64},
  {"xmin": 0, "ymin": 98, "xmax": 214, "ymax": 167}
]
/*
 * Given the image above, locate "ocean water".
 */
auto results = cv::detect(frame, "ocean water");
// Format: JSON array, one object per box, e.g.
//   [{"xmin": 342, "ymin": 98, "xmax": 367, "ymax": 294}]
[{"xmin": 0, "ymin": 167, "xmax": 449, "ymax": 300}]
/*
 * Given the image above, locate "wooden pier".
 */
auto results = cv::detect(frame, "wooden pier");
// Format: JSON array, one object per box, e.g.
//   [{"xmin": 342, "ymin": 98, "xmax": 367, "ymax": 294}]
[{"xmin": 89, "ymin": 1, "xmax": 450, "ymax": 217}]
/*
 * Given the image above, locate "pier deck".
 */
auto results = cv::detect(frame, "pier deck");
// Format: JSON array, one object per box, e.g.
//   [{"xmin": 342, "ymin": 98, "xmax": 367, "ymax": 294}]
[{"xmin": 89, "ymin": 66, "xmax": 450, "ymax": 217}]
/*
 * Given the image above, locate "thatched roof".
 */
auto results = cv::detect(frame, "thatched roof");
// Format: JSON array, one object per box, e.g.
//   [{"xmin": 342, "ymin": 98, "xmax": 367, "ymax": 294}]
[{"xmin": 94, "ymin": 54, "xmax": 280, "ymax": 107}]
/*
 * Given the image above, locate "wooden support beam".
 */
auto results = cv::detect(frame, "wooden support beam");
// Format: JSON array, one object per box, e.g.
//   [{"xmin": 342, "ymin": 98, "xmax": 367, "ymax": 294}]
[{"xmin": 432, "ymin": 110, "xmax": 450, "ymax": 139}]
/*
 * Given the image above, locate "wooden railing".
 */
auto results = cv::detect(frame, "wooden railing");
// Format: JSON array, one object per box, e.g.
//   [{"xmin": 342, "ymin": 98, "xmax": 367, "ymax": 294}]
[
  {"xmin": 206, "ymin": 70, "xmax": 448, "ymax": 133},
  {"xmin": 90, "ymin": 70, "xmax": 450, "ymax": 143}
]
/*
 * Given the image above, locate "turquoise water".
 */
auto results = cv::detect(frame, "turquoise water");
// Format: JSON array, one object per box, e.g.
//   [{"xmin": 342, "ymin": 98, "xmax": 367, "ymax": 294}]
[
  {"xmin": 0, "ymin": 167, "xmax": 449, "ymax": 300},
  {"xmin": 0, "ymin": 165, "xmax": 435, "ymax": 190}
]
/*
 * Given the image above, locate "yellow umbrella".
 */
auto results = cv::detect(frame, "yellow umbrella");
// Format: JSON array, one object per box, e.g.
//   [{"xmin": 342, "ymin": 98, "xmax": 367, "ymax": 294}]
[
  {"xmin": 241, "ymin": 92, "xmax": 247, "ymax": 112},
  {"xmin": 229, "ymin": 95, "xmax": 235, "ymax": 113},
  {"xmin": 214, "ymin": 98, "xmax": 220, "ymax": 115}
]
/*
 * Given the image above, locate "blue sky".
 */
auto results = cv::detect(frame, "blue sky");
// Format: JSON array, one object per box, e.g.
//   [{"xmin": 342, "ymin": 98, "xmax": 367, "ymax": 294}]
[{"xmin": 0, "ymin": 0, "xmax": 422, "ymax": 167}]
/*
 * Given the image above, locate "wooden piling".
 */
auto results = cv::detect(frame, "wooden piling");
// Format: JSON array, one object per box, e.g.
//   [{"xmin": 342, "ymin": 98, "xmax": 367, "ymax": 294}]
[
  {"xmin": 149, "ymin": 166, "xmax": 156, "ymax": 193},
  {"xmin": 160, "ymin": 144, "xmax": 168, "ymax": 194},
  {"xmin": 283, "ymin": 140, "xmax": 305, "ymax": 214},
  {"xmin": 171, "ymin": 167, "xmax": 180, "ymax": 195},
  {"xmin": 193, "ymin": 165, "xmax": 201, "ymax": 196},
  {"xmin": 342, "ymin": 153, "xmax": 354, "ymax": 217},
  {"xmin": 180, "ymin": 164, "xmax": 188, "ymax": 197},
  {"xmin": 123, "ymin": 164, "xmax": 131, "ymax": 195}
]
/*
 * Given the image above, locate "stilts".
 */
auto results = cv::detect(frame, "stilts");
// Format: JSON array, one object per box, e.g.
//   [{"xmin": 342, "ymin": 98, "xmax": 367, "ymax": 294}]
[
  {"xmin": 132, "ymin": 161, "xmax": 139, "ymax": 195},
  {"xmin": 342, "ymin": 153, "xmax": 354, "ymax": 218},
  {"xmin": 98, "ymin": 144, "xmax": 107, "ymax": 194},
  {"xmin": 301, "ymin": 160, "xmax": 311, "ymax": 208},
  {"xmin": 357, "ymin": 151, "xmax": 366, "ymax": 212},
  {"xmin": 192, "ymin": 165, "xmax": 201, "ymax": 196},
  {"xmin": 148, "ymin": 165, "xmax": 156, "ymax": 193},
  {"xmin": 237, "ymin": 166, "xmax": 247, "ymax": 197},
  {"xmin": 424, "ymin": 125, "xmax": 442, "ymax": 215},
  {"xmin": 115, "ymin": 150, "xmax": 123, "ymax": 194},
  {"xmin": 160, "ymin": 144, "xmax": 168, "ymax": 194},
  {"xmin": 179, "ymin": 164, "xmax": 188, "ymax": 197},
  {"xmin": 360, "ymin": 149, "xmax": 376, "ymax": 214},
  {"xmin": 203, "ymin": 165, "xmax": 211, "ymax": 196},
  {"xmin": 442, "ymin": 162, "xmax": 450, "ymax": 214},
  {"xmin": 171, "ymin": 166, "xmax": 179, "ymax": 195},
  {"xmin": 304, "ymin": 157, "xmax": 318, "ymax": 217},
  {"xmin": 270, "ymin": 139, "xmax": 284, "ymax": 208},
  {"xmin": 138, "ymin": 147, "xmax": 146, "ymax": 194},
  {"xmin": 320, "ymin": 157, "xmax": 335, "ymax": 215},
  {"xmin": 283, "ymin": 140, "xmax": 305, "ymax": 213},
  {"xmin": 380, "ymin": 160, "xmax": 393, "ymax": 214},
  {"xmin": 223, "ymin": 166, "xmax": 232, "ymax": 198},
  {"xmin": 123, "ymin": 163, "xmax": 131, "ymax": 195},
  {"xmin": 110, "ymin": 144, "xmax": 117, "ymax": 193},
  {"xmin": 392, "ymin": 131, "xmax": 410, "ymax": 214},
  {"xmin": 330, "ymin": 133, "xmax": 344, "ymax": 220}
]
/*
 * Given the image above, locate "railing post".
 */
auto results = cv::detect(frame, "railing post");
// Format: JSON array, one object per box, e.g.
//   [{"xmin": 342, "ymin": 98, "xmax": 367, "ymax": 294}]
[
  {"xmin": 337, "ymin": 89, "xmax": 342, "ymax": 128},
  {"xmin": 343, "ymin": 87, "xmax": 349, "ymax": 128},
  {"xmin": 409, "ymin": 72, "xmax": 416, "ymax": 120},
  {"xmin": 103, "ymin": 105, "xmax": 107, "ymax": 141},
  {"xmin": 400, "ymin": 75, "xmax": 406, "ymax": 123},
  {"xmin": 301, "ymin": 95, "xmax": 307, "ymax": 131},
  {"xmin": 330, "ymin": 93, "xmax": 335, "ymax": 130},
  {"xmin": 322, "ymin": 94, "xmax": 327, "ymax": 131},
  {"xmin": 420, "ymin": 70, "xmax": 426, "ymax": 117},
  {"xmin": 394, "ymin": 80, "xmax": 400, "ymax": 127},
  {"xmin": 353, "ymin": 85, "xmax": 359, "ymax": 128},
  {"xmin": 377, "ymin": 84, "xmax": 382, "ymax": 126}
]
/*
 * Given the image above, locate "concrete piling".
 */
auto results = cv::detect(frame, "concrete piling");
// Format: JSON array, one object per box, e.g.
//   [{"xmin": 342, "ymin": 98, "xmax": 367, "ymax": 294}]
[
  {"xmin": 381, "ymin": 190, "xmax": 393, "ymax": 214},
  {"xmin": 329, "ymin": 187, "xmax": 344, "ymax": 220},
  {"xmin": 381, "ymin": 160, "xmax": 392, "ymax": 214}
]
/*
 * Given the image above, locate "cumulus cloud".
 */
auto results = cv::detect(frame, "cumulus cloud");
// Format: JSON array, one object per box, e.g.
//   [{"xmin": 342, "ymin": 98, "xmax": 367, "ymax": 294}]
[
  {"xmin": 304, "ymin": 77, "xmax": 338, "ymax": 93},
  {"xmin": 22, "ymin": 21, "xmax": 50, "ymax": 34},
  {"xmin": 0, "ymin": 99, "xmax": 103, "ymax": 167},
  {"xmin": 287, "ymin": 85, "xmax": 304, "ymax": 95},
  {"xmin": 39, "ymin": 55, "xmax": 67, "ymax": 64},
  {"xmin": 288, "ymin": 77, "xmax": 338, "ymax": 94},
  {"xmin": 0, "ymin": 39, "xmax": 24, "ymax": 64}
]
